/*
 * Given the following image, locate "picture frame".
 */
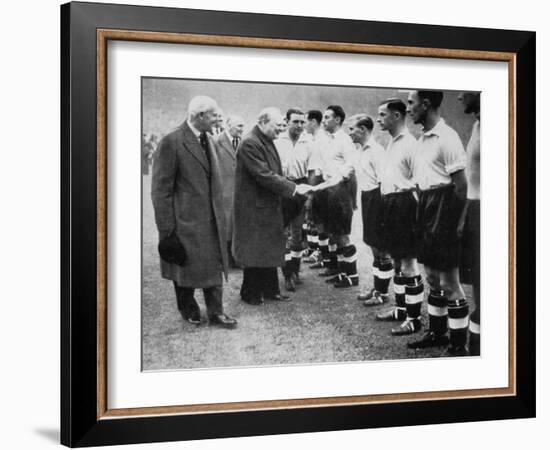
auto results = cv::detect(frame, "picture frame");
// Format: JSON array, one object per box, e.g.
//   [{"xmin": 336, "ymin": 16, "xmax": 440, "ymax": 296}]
[{"xmin": 60, "ymin": 1, "xmax": 535, "ymax": 447}]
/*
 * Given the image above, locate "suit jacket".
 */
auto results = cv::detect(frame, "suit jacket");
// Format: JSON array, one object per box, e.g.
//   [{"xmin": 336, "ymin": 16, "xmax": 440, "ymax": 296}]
[
  {"xmin": 151, "ymin": 121, "xmax": 228, "ymax": 287},
  {"xmin": 214, "ymin": 132, "xmax": 237, "ymax": 241},
  {"xmin": 233, "ymin": 126, "xmax": 296, "ymax": 267}
]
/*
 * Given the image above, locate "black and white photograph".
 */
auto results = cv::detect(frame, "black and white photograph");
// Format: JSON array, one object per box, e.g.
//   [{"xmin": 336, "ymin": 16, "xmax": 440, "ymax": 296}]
[{"xmin": 141, "ymin": 78, "xmax": 481, "ymax": 371}]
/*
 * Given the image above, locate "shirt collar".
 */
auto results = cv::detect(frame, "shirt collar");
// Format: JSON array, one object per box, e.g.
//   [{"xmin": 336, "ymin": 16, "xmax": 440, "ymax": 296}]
[
  {"xmin": 330, "ymin": 128, "xmax": 345, "ymax": 139},
  {"xmin": 279, "ymin": 130, "xmax": 310, "ymax": 144},
  {"xmin": 186, "ymin": 119, "xmax": 202, "ymax": 139},
  {"xmin": 423, "ymin": 118, "xmax": 446, "ymax": 137},
  {"xmin": 362, "ymin": 137, "xmax": 377, "ymax": 151}
]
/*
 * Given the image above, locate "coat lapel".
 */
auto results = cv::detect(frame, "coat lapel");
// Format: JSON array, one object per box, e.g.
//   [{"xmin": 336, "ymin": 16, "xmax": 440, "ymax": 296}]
[
  {"xmin": 218, "ymin": 133, "xmax": 237, "ymax": 161},
  {"xmin": 206, "ymin": 134, "xmax": 229, "ymax": 278},
  {"xmin": 180, "ymin": 121, "xmax": 211, "ymax": 174}
]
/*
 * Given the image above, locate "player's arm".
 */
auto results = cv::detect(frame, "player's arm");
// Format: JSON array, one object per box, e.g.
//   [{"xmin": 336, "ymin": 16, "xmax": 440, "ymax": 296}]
[
  {"xmin": 442, "ymin": 131, "xmax": 467, "ymax": 201},
  {"xmin": 450, "ymin": 169, "xmax": 467, "ymax": 201},
  {"xmin": 340, "ymin": 140, "xmax": 356, "ymax": 179},
  {"xmin": 311, "ymin": 173, "xmax": 343, "ymax": 191}
]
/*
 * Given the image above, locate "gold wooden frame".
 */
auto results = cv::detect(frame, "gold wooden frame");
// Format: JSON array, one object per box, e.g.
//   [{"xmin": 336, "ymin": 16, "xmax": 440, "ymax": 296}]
[{"xmin": 96, "ymin": 29, "xmax": 516, "ymax": 420}]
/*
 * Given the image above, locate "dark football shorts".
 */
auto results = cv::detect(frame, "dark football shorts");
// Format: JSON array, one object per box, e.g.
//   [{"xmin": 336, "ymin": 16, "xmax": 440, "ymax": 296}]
[
  {"xmin": 459, "ymin": 199, "xmax": 480, "ymax": 286},
  {"xmin": 312, "ymin": 175, "xmax": 356, "ymax": 235},
  {"xmin": 361, "ymin": 186, "xmax": 384, "ymax": 249},
  {"xmin": 282, "ymin": 177, "xmax": 307, "ymax": 227},
  {"xmin": 382, "ymin": 190, "xmax": 418, "ymax": 259},
  {"xmin": 417, "ymin": 184, "xmax": 467, "ymax": 271}
]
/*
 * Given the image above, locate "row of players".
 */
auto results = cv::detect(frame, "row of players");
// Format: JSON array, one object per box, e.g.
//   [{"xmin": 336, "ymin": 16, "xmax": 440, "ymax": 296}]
[{"xmin": 272, "ymin": 91, "xmax": 480, "ymax": 357}]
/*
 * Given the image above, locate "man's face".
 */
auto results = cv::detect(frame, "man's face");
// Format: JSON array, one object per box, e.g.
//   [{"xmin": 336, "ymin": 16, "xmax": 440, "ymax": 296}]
[
  {"xmin": 287, "ymin": 113, "xmax": 306, "ymax": 138},
  {"xmin": 458, "ymin": 92, "xmax": 480, "ymax": 114},
  {"xmin": 228, "ymin": 120, "xmax": 245, "ymax": 138},
  {"xmin": 348, "ymin": 121, "xmax": 367, "ymax": 144},
  {"xmin": 215, "ymin": 114, "xmax": 224, "ymax": 128},
  {"xmin": 196, "ymin": 108, "xmax": 218, "ymax": 133},
  {"xmin": 322, "ymin": 109, "xmax": 340, "ymax": 133},
  {"xmin": 262, "ymin": 113, "xmax": 286, "ymax": 140},
  {"xmin": 377, "ymin": 104, "xmax": 397, "ymax": 131},
  {"xmin": 305, "ymin": 118, "xmax": 319, "ymax": 134},
  {"xmin": 407, "ymin": 91, "xmax": 426, "ymax": 125}
]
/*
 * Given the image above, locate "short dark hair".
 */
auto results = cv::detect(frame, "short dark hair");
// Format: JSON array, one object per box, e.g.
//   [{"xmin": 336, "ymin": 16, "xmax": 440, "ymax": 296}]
[
  {"xmin": 326, "ymin": 105, "xmax": 346, "ymax": 124},
  {"xmin": 286, "ymin": 107, "xmax": 305, "ymax": 120},
  {"xmin": 417, "ymin": 90, "xmax": 444, "ymax": 109},
  {"xmin": 380, "ymin": 98, "xmax": 407, "ymax": 117},
  {"xmin": 354, "ymin": 115, "xmax": 374, "ymax": 132},
  {"xmin": 307, "ymin": 109, "xmax": 323, "ymax": 124}
]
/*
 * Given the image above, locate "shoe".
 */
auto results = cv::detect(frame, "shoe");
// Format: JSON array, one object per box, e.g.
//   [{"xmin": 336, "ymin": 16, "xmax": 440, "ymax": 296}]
[
  {"xmin": 209, "ymin": 314, "xmax": 237, "ymax": 329},
  {"xmin": 357, "ymin": 287, "xmax": 375, "ymax": 301},
  {"xmin": 446, "ymin": 344, "xmax": 469, "ymax": 357},
  {"xmin": 391, "ymin": 318, "xmax": 421, "ymax": 336},
  {"xmin": 284, "ymin": 276, "xmax": 295, "ymax": 292},
  {"xmin": 303, "ymin": 250, "xmax": 321, "ymax": 263},
  {"xmin": 407, "ymin": 331, "xmax": 449, "ymax": 349},
  {"xmin": 319, "ymin": 267, "xmax": 339, "ymax": 277},
  {"xmin": 309, "ymin": 260, "xmax": 326, "ymax": 269},
  {"xmin": 264, "ymin": 294, "xmax": 292, "ymax": 302},
  {"xmin": 180, "ymin": 308, "xmax": 201, "ymax": 325},
  {"xmin": 376, "ymin": 308, "xmax": 406, "ymax": 321},
  {"xmin": 363, "ymin": 292, "xmax": 388, "ymax": 307},
  {"xmin": 333, "ymin": 275, "xmax": 359, "ymax": 288},
  {"xmin": 241, "ymin": 296, "xmax": 263, "ymax": 305},
  {"xmin": 325, "ymin": 273, "xmax": 343, "ymax": 284}
]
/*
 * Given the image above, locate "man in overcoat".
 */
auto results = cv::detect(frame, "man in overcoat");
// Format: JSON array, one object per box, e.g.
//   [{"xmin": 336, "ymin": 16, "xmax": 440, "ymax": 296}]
[
  {"xmin": 214, "ymin": 114, "xmax": 245, "ymax": 268},
  {"xmin": 233, "ymin": 107, "xmax": 311, "ymax": 304},
  {"xmin": 151, "ymin": 95, "xmax": 237, "ymax": 329}
]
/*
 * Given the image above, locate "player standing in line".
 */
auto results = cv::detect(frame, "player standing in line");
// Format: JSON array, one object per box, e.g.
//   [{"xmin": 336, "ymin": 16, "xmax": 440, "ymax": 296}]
[
  {"xmin": 373, "ymin": 99, "xmax": 423, "ymax": 335},
  {"xmin": 457, "ymin": 91, "xmax": 481, "ymax": 356},
  {"xmin": 302, "ymin": 110, "xmax": 327, "ymax": 264},
  {"xmin": 309, "ymin": 105, "xmax": 359, "ymax": 288},
  {"xmin": 346, "ymin": 114, "xmax": 393, "ymax": 302},
  {"xmin": 275, "ymin": 108, "xmax": 316, "ymax": 292},
  {"xmin": 406, "ymin": 90, "xmax": 470, "ymax": 355}
]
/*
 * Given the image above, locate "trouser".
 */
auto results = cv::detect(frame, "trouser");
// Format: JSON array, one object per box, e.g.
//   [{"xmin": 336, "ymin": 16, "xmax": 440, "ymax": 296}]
[
  {"xmin": 173, "ymin": 282, "xmax": 223, "ymax": 317},
  {"xmin": 240, "ymin": 267, "xmax": 280, "ymax": 300}
]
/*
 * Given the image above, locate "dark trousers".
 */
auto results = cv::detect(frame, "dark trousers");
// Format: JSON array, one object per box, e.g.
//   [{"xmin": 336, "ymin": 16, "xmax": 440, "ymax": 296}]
[
  {"xmin": 173, "ymin": 282, "xmax": 223, "ymax": 318},
  {"xmin": 240, "ymin": 267, "xmax": 280, "ymax": 301}
]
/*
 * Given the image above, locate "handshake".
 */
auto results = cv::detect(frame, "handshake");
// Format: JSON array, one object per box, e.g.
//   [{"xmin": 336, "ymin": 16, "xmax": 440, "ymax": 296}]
[{"xmin": 295, "ymin": 183, "xmax": 315, "ymax": 196}]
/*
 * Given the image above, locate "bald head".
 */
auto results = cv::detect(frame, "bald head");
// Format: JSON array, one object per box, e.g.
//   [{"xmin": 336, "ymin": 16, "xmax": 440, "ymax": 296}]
[
  {"xmin": 257, "ymin": 107, "xmax": 285, "ymax": 141},
  {"xmin": 226, "ymin": 114, "xmax": 245, "ymax": 138}
]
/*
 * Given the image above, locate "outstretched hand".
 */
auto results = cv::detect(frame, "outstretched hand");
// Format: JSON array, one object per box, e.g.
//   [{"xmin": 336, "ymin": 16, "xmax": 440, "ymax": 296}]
[{"xmin": 295, "ymin": 184, "xmax": 313, "ymax": 196}]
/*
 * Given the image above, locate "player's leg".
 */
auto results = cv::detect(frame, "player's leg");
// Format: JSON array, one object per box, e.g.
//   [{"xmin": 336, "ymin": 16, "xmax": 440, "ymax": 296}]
[
  {"xmin": 441, "ymin": 268, "xmax": 469, "ymax": 356},
  {"xmin": 391, "ymin": 257, "xmax": 423, "ymax": 335}
]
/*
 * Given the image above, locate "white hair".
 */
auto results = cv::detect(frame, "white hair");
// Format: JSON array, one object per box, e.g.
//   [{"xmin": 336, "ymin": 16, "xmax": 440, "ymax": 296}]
[
  {"xmin": 187, "ymin": 95, "xmax": 219, "ymax": 118},
  {"xmin": 226, "ymin": 114, "xmax": 244, "ymax": 128},
  {"xmin": 257, "ymin": 107, "xmax": 282, "ymax": 124}
]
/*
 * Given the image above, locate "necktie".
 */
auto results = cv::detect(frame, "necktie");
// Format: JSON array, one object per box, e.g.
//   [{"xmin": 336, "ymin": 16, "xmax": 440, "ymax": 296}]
[
  {"xmin": 232, "ymin": 136, "xmax": 239, "ymax": 150},
  {"xmin": 199, "ymin": 132, "xmax": 211, "ymax": 168}
]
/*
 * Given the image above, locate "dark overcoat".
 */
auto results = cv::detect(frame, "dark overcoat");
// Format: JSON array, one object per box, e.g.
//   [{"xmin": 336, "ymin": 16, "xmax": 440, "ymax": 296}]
[
  {"xmin": 233, "ymin": 126, "xmax": 296, "ymax": 267},
  {"xmin": 214, "ymin": 132, "xmax": 237, "ymax": 242},
  {"xmin": 151, "ymin": 121, "xmax": 228, "ymax": 288}
]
